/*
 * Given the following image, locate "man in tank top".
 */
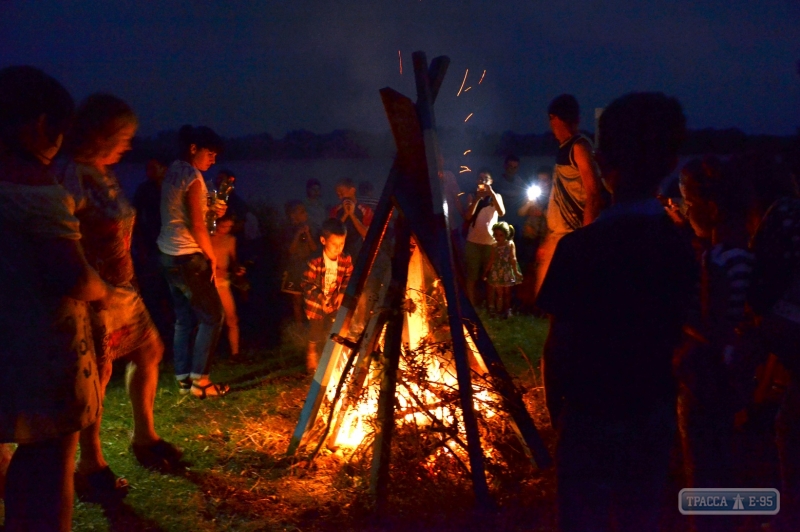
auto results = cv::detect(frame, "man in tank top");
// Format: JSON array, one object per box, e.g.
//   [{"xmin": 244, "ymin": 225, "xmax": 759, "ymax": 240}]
[{"xmin": 534, "ymin": 94, "xmax": 604, "ymax": 297}]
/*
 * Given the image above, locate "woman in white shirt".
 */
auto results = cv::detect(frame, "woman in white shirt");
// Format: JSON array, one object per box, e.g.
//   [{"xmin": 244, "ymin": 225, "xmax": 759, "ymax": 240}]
[
  {"xmin": 158, "ymin": 125, "xmax": 229, "ymax": 398},
  {"xmin": 464, "ymin": 169, "xmax": 505, "ymax": 306}
]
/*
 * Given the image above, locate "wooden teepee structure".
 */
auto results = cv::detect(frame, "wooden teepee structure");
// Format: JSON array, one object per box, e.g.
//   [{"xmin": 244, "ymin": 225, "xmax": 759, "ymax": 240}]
[{"xmin": 287, "ymin": 51, "xmax": 551, "ymax": 511}]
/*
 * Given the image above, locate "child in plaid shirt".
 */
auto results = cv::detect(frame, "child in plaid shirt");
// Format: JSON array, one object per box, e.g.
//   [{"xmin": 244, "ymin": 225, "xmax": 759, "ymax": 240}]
[{"xmin": 302, "ymin": 218, "xmax": 353, "ymax": 373}]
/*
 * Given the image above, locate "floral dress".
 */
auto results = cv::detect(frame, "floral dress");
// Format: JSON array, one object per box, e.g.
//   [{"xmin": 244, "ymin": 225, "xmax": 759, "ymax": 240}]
[
  {"xmin": 487, "ymin": 242, "xmax": 519, "ymax": 287},
  {"xmin": 62, "ymin": 163, "xmax": 159, "ymax": 363},
  {"xmin": 0, "ymin": 159, "xmax": 100, "ymax": 443}
]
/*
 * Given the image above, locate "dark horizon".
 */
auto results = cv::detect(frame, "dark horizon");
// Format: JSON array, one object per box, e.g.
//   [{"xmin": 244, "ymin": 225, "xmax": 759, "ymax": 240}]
[{"xmin": 127, "ymin": 125, "xmax": 797, "ymax": 163}]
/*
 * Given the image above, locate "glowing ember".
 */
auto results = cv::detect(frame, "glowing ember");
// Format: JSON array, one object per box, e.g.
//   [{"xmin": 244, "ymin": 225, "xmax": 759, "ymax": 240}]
[
  {"xmin": 464, "ymin": 86, "xmax": 472, "ymax": 93},
  {"xmin": 460, "ymin": 165, "xmax": 471, "ymax": 173},
  {"xmin": 463, "ymin": 149, "xmax": 471, "ymax": 155},
  {"xmin": 464, "ymin": 113, "xmax": 473, "ymax": 123},
  {"xmin": 456, "ymin": 69, "xmax": 468, "ymax": 97},
  {"xmin": 478, "ymin": 69, "xmax": 486, "ymax": 84},
  {"xmin": 398, "ymin": 50, "xmax": 403, "ymax": 75}
]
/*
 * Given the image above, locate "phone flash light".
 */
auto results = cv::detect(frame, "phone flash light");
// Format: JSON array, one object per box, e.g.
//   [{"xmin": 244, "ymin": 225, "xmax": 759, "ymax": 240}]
[{"xmin": 527, "ymin": 184, "xmax": 543, "ymax": 201}]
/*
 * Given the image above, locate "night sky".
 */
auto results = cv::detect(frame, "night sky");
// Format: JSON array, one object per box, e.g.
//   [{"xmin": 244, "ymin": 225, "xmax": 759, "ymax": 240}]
[{"xmin": 2, "ymin": 0, "xmax": 798, "ymax": 137}]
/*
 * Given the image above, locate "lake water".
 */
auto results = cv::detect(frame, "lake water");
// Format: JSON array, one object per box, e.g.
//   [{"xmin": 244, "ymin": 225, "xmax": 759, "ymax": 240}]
[{"xmin": 113, "ymin": 156, "xmax": 556, "ymax": 213}]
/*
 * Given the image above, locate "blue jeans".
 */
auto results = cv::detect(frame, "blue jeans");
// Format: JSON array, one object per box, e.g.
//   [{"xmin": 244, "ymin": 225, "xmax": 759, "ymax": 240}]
[{"xmin": 160, "ymin": 253, "xmax": 224, "ymax": 380}]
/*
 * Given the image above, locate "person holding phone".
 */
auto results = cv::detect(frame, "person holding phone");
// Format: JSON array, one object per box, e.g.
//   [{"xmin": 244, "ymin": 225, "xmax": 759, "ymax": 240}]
[{"xmin": 464, "ymin": 169, "xmax": 505, "ymax": 307}]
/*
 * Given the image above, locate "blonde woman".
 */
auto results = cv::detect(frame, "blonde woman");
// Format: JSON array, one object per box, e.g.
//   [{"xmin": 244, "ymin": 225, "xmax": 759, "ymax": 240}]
[{"xmin": 62, "ymin": 94, "xmax": 182, "ymax": 502}]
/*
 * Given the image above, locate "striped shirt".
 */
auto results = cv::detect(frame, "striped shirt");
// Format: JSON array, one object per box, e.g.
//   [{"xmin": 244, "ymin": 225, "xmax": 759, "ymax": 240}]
[
  {"xmin": 703, "ymin": 244, "xmax": 755, "ymax": 348},
  {"xmin": 546, "ymin": 134, "xmax": 596, "ymax": 235},
  {"xmin": 301, "ymin": 250, "xmax": 353, "ymax": 321}
]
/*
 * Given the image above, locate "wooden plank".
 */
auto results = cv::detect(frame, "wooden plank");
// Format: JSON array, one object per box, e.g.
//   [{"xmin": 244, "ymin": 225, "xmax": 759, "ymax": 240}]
[
  {"xmin": 326, "ymin": 308, "xmax": 389, "ymax": 449},
  {"xmin": 410, "ymin": 52, "xmax": 493, "ymax": 509},
  {"xmin": 369, "ymin": 217, "xmax": 412, "ymax": 513},
  {"xmin": 287, "ymin": 160, "xmax": 398, "ymax": 456},
  {"xmin": 427, "ymin": 55, "xmax": 450, "ymax": 104},
  {"xmin": 457, "ymin": 290, "xmax": 553, "ymax": 468}
]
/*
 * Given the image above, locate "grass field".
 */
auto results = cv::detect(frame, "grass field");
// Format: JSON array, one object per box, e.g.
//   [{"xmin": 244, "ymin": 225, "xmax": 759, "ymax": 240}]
[{"xmin": 2, "ymin": 313, "xmax": 555, "ymax": 531}]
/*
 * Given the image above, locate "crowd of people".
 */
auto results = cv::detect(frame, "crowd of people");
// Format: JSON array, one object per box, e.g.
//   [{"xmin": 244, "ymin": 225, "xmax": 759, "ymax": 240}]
[{"xmin": 0, "ymin": 61, "xmax": 798, "ymax": 532}]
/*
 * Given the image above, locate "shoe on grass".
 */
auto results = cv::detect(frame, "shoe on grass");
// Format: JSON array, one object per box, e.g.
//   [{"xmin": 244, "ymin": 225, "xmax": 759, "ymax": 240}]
[
  {"xmin": 177, "ymin": 377, "xmax": 192, "ymax": 395},
  {"xmin": 74, "ymin": 466, "xmax": 129, "ymax": 504},
  {"xmin": 132, "ymin": 439, "xmax": 185, "ymax": 473}
]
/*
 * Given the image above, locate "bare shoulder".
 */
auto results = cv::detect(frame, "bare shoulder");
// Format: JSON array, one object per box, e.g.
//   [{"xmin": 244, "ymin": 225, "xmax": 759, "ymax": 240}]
[{"xmin": 572, "ymin": 138, "xmax": 594, "ymax": 160}]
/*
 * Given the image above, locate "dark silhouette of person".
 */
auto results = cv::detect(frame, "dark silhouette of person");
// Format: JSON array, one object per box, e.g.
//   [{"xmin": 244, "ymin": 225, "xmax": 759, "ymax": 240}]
[{"xmin": 538, "ymin": 92, "xmax": 696, "ymax": 532}]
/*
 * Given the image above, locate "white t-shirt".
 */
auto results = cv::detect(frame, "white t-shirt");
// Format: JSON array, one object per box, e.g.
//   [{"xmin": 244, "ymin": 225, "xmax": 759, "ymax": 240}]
[
  {"xmin": 157, "ymin": 160, "xmax": 208, "ymax": 256},
  {"xmin": 322, "ymin": 252, "xmax": 338, "ymax": 298},
  {"xmin": 466, "ymin": 193, "xmax": 504, "ymax": 246}
]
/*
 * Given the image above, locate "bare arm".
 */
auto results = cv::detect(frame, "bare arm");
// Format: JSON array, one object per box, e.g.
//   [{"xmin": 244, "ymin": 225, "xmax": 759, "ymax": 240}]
[
  {"xmin": 573, "ymin": 140, "xmax": 602, "ymax": 225},
  {"xmin": 349, "ymin": 208, "xmax": 369, "ymax": 238},
  {"xmin": 510, "ymin": 241, "xmax": 521, "ymax": 274},
  {"xmin": 486, "ymin": 186, "xmax": 505, "ymax": 218},
  {"xmin": 465, "ymin": 194, "xmax": 481, "ymax": 221},
  {"xmin": 186, "ymin": 179, "xmax": 217, "ymax": 278}
]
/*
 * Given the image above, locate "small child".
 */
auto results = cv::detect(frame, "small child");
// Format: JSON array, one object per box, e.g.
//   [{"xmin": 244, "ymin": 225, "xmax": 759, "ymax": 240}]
[
  {"xmin": 281, "ymin": 200, "xmax": 318, "ymax": 324},
  {"xmin": 484, "ymin": 221, "xmax": 522, "ymax": 319},
  {"xmin": 211, "ymin": 215, "xmax": 244, "ymax": 358},
  {"xmin": 301, "ymin": 218, "xmax": 353, "ymax": 373}
]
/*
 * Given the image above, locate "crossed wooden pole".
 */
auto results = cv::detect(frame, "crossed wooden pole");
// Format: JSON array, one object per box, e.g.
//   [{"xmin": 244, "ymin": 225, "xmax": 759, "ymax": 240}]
[{"xmin": 287, "ymin": 51, "xmax": 552, "ymax": 512}]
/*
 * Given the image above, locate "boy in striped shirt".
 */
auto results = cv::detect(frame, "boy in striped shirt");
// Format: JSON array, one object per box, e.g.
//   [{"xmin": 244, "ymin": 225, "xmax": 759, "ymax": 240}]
[{"xmin": 301, "ymin": 218, "xmax": 353, "ymax": 373}]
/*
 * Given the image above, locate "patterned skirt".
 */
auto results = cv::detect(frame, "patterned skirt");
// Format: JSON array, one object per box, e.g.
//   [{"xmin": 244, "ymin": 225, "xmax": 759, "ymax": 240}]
[{"xmin": 91, "ymin": 282, "xmax": 160, "ymax": 364}]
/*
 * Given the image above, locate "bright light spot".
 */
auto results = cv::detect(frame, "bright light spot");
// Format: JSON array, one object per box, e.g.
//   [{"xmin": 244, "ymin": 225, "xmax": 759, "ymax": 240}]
[
  {"xmin": 464, "ymin": 113, "xmax": 473, "ymax": 123},
  {"xmin": 463, "ymin": 149, "xmax": 471, "ymax": 155},
  {"xmin": 527, "ymin": 184, "xmax": 543, "ymax": 201}
]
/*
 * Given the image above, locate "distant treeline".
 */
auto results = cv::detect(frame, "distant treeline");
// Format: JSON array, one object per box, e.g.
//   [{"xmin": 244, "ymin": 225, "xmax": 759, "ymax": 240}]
[{"xmin": 129, "ymin": 127, "xmax": 799, "ymax": 162}]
